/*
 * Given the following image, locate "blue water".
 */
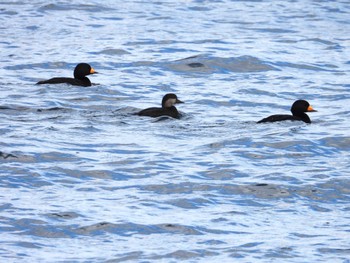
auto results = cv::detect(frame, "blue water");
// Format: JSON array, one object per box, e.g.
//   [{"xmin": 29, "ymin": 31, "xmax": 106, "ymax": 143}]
[{"xmin": 1, "ymin": 1, "xmax": 350, "ymax": 262}]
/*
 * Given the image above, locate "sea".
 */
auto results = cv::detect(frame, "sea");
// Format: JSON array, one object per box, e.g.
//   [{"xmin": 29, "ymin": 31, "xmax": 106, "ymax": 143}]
[{"xmin": 1, "ymin": 0, "xmax": 350, "ymax": 262}]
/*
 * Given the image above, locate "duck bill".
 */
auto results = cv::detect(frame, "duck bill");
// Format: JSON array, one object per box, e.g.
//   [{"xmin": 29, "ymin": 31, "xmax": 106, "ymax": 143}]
[
  {"xmin": 307, "ymin": 105, "xmax": 317, "ymax": 112},
  {"xmin": 176, "ymin": 99, "xmax": 184, "ymax": 104},
  {"xmin": 90, "ymin": 67, "xmax": 98, "ymax": 74}
]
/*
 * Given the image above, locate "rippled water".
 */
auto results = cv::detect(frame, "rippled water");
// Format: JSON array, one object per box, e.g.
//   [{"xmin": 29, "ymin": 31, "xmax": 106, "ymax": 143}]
[{"xmin": 1, "ymin": 1, "xmax": 350, "ymax": 262}]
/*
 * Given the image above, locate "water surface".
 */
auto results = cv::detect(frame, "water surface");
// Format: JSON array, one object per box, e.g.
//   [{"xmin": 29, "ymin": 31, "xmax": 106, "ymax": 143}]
[{"xmin": 1, "ymin": 1, "xmax": 350, "ymax": 262}]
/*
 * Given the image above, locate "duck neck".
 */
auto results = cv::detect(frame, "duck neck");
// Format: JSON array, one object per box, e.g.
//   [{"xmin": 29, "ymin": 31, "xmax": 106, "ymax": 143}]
[
  {"xmin": 292, "ymin": 111, "xmax": 311, "ymax": 123},
  {"xmin": 79, "ymin": 77, "xmax": 91, "ymax": 86},
  {"xmin": 165, "ymin": 105, "xmax": 177, "ymax": 111}
]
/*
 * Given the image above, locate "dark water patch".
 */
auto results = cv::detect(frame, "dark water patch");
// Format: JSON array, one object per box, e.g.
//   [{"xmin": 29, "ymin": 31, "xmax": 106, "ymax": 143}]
[
  {"xmin": 318, "ymin": 247, "xmax": 350, "ymax": 255},
  {"xmin": 247, "ymin": 27, "xmax": 298, "ymax": 34},
  {"xmin": 141, "ymin": 182, "xmax": 291, "ymax": 199},
  {"xmin": 237, "ymin": 184, "xmax": 291, "ymax": 198},
  {"xmin": 319, "ymin": 136, "xmax": 350, "ymax": 151},
  {"xmin": 198, "ymin": 239, "xmax": 227, "ymax": 245},
  {"xmin": 87, "ymin": 23, "xmax": 105, "ymax": 28},
  {"xmin": 148, "ymin": 249, "xmax": 218, "ymax": 261},
  {"xmin": 107, "ymin": 167, "xmax": 159, "ymax": 180},
  {"xmin": 33, "ymin": 151, "xmax": 89, "ymax": 163},
  {"xmin": 295, "ymin": 179, "xmax": 350, "ymax": 203},
  {"xmin": 240, "ymin": 242, "xmax": 265, "ymax": 248},
  {"xmin": 187, "ymin": 5, "xmax": 213, "ymax": 11},
  {"xmin": 105, "ymin": 252, "xmax": 144, "ymax": 263},
  {"xmin": 164, "ymin": 55, "xmax": 277, "ymax": 74},
  {"xmin": 308, "ymin": 204, "xmax": 332, "ymax": 212},
  {"xmin": 211, "ymin": 217, "xmax": 229, "ymax": 223},
  {"xmin": 0, "ymin": 106, "xmax": 14, "ymax": 110},
  {"xmin": 292, "ymin": 233, "xmax": 326, "ymax": 239},
  {"xmin": 263, "ymin": 246, "xmax": 298, "ymax": 259},
  {"xmin": 200, "ymin": 168, "xmax": 246, "ymax": 181},
  {"xmin": 0, "ymin": 153, "xmax": 35, "ymax": 164},
  {"xmin": 275, "ymin": 39, "xmax": 299, "ymax": 44},
  {"xmin": 221, "ymin": 210, "xmax": 249, "ymax": 217},
  {"xmin": 76, "ymin": 222, "xmax": 203, "ymax": 236},
  {"xmin": 224, "ymin": 136, "xmax": 342, "ymax": 161},
  {"xmin": 142, "ymin": 182, "xmax": 205, "ymax": 195},
  {"xmin": 322, "ymin": 5, "xmax": 348, "ymax": 14},
  {"xmin": 0, "ymin": 151, "xmax": 18, "ymax": 159},
  {"xmin": 9, "ymin": 218, "xmax": 72, "ymax": 238},
  {"xmin": 212, "ymin": 18, "xmax": 255, "ymax": 25},
  {"xmin": 147, "ymin": 16, "xmax": 173, "ymax": 21},
  {"xmin": 112, "ymin": 107, "xmax": 140, "ymax": 117},
  {"xmin": 274, "ymin": 61, "xmax": 340, "ymax": 72},
  {"xmin": 98, "ymin": 15, "xmax": 123, "ymax": 21},
  {"xmin": 157, "ymin": 223, "xmax": 203, "ymax": 235},
  {"xmin": 0, "ymin": 105, "xmax": 32, "ymax": 111},
  {"xmin": 90, "ymin": 48, "xmax": 130, "ymax": 56},
  {"xmin": 45, "ymin": 212, "xmax": 81, "ymax": 220},
  {"xmin": 225, "ymin": 245, "xmax": 264, "ymax": 259},
  {"xmin": 38, "ymin": 3, "xmax": 112, "ymax": 13},
  {"xmin": 0, "ymin": 9, "xmax": 18, "ymax": 16},
  {"xmin": 13, "ymin": 241, "xmax": 42, "ymax": 249},
  {"xmin": 301, "ymin": 38, "xmax": 340, "ymax": 47},
  {"xmin": 187, "ymin": 38, "xmax": 230, "ymax": 47},
  {"xmin": 70, "ymin": 124, "xmax": 106, "ymax": 133},
  {"xmin": 37, "ymin": 107, "xmax": 71, "ymax": 112},
  {"xmin": 158, "ymin": 47, "xmax": 192, "ymax": 54},
  {"xmin": 260, "ymin": 174, "xmax": 304, "ymax": 185},
  {"xmin": 26, "ymin": 25, "xmax": 39, "ymax": 30},
  {"xmin": 0, "ymin": 203, "xmax": 13, "ymax": 211},
  {"xmin": 237, "ymin": 87, "xmax": 278, "ymax": 97},
  {"xmin": 188, "ymin": 62, "xmax": 205, "ymax": 68},
  {"xmin": 52, "ymin": 167, "xmax": 116, "ymax": 180},
  {"xmin": 138, "ymin": 200, "xmax": 172, "ymax": 210},
  {"xmin": 0, "ymin": 170, "xmax": 53, "ymax": 189},
  {"xmin": 125, "ymin": 39, "xmax": 175, "ymax": 46},
  {"xmin": 167, "ymin": 197, "xmax": 215, "ymax": 209}
]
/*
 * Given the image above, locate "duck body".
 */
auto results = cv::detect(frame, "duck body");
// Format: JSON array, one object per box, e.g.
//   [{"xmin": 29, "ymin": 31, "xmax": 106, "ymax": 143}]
[
  {"xmin": 257, "ymin": 114, "xmax": 309, "ymax": 123},
  {"xmin": 137, "ymin": 93, "xmax": 183, "ymax": 119},
  {"xmin": 36, "ymin": 77, "xmax": 92, "ymax": 86},
  {"xmin": 138, "ymin": 106, "xmax": 181, "ymax": 118},
  {"xmin": 257, "ymin": 100, "xmax": 316, "ymax": 124},
  {"xmin": 36, "ymin": 63, "xmax": 97, "ymax": 87}
]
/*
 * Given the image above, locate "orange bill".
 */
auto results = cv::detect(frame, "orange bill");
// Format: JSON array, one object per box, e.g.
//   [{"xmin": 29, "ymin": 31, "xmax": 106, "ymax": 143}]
[{"xmin": 307, "ymin": 105, "xmax": 317, "ymax": 112}]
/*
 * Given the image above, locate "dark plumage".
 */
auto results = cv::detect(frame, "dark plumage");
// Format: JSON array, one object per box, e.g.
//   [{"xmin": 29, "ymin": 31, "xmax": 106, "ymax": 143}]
[
  {"xmin": 36, "ymin": 63, "xmax": 97, "ymax": 87},
  {"xmin": 257, "ymin": 100, "xmax": 317, "ymax": 124},
  {"xmin": 137, "ymin": 93, "xmax": 184, "ymax": 119}
]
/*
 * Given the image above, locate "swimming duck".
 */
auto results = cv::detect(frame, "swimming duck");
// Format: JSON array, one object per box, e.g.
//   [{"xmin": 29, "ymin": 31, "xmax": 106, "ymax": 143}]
[
  {"xmin": 36, "ymin": 63, "xmax": 97, "ymax": 87},
  {"xmin": 257, "ymin": 100, "xmax": 317, "ymax": 124},
  {"xmin": 137, "ymin": 93, "xmax": 184, "ymax": 119}
]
